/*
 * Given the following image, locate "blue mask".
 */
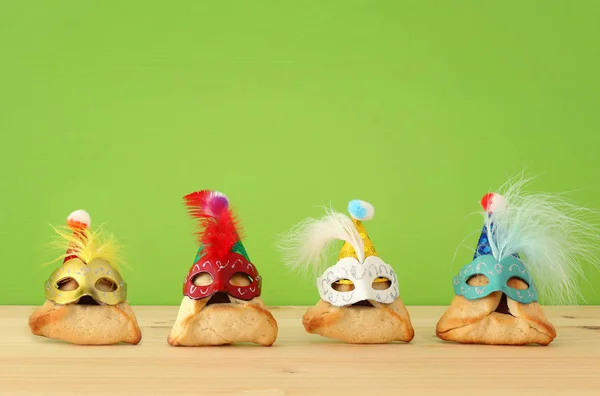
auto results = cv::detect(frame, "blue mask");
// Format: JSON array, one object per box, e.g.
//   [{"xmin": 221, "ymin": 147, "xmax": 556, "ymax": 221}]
[{"xmin": 453, "ymin": 255, "xmax": 539, "ymax": 304}]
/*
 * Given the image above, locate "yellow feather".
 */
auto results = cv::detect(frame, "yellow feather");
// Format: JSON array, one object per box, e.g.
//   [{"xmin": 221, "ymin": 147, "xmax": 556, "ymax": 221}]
[{"xmin": 46, "ymin": 224, "xmax": 127, "ymax": 273}]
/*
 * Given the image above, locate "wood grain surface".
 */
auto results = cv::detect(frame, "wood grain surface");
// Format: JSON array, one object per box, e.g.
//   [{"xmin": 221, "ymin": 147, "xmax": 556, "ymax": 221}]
[{"xmin": 1, "ymin": 306, "xmax": 599, "ymax": 395}]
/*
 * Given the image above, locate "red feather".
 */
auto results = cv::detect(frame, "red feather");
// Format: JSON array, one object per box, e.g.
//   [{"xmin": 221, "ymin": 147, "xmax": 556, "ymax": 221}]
[{"xmin": 184, "ymin": 190, "xmax": 241, "ymax": 259}]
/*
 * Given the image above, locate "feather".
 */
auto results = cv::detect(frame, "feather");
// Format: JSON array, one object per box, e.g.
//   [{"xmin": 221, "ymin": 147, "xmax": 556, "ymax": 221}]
[
  {"xmin": 184, "ymin": 190, "xmax": 229, "ymax": 219},
  {"xmin": 46, "ymin": 223, "xmax": 125, "ymax": 273},
  {"xmin": 184, "ymin": 190, "xmax": 241, "ymax": 259},
  {"xmin": 482, "ymin": 174, "xmax": 600, "ymax": 305},
  {"xmin": 278, "ymin": 207, "xmax": 364, "ymax": 278}
]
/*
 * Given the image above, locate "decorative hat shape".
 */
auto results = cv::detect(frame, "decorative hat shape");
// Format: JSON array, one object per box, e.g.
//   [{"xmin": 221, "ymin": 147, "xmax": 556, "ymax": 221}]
[
  {"xmin": 436, "ymin": 175, "xmax": 600, "ymax": 346},
  {"xmin": 44, "ymin": 209, "xmax": 126, "ymax": 306},
  {"xmin": 338, "ymin": 200, "xmax": 378, "ymax": 260},
  {"xmin": 279, "ymin": 198, "xmax": 415, "ymax": 344},
  {"xmin": 473, "ymin": 193, "xmax": 520, "ymax": 260},
  {"xmin": 168, "ymin": 190, "xmax": 278, "ymax": 347},
  {"xmin": 29, "ymin": 210, "xmax": 141, "ymax": 346},
  {"xmin": 62, "ymin": 209, "xmax": 92, "ymax": 263},
  {"xmin": 184, "ymin": 190, "xmax": 251, "ymax": 262},
  {"xmin": 182, "ymin": 190, "xmax": 262, "ymax": 301}
]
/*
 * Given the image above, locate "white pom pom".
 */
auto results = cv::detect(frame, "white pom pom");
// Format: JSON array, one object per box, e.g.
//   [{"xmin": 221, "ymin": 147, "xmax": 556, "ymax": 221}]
[
  {"xmin": 490, "ymin": 194, "xmax": 508, "ymax": 213},
  {"xmin": 481, "ymin": 193, "xmax": 508, "ymax": 213},
  {"xmin": 348, "ymin": 200, "xmax": 375, "ymax": 221},
  {"xmin": 67, "ymin": 210, "xmax": 91, "ymax": 228}
]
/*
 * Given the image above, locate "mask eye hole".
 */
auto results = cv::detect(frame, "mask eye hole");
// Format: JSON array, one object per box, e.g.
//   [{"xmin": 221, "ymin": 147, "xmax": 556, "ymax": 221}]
[
  {"xmin": 229, "ymin": 272, "xmax": 253, "ymax": 286},
  {"xmin": 372, "ymin": 277, "xmax": 392, "ymax": 290},
  {"xmin": 332, "ymin": 279, "xmax": 355, "ymax": 292},
  {"xmin": 507, "ymin": 277, "xmax": 529, "ymax": 290},
  {"xmin": 467, "ymin": 274, "xmax": 489, "ymax": 286},
  {"xmin": 95, "ymin": 278, "xmax": 118, "ymax": 292},
  {"xmin": 57, "ymin": 277, "xmax": 79, "ymax": 291},
  {"xmin": 192, "ymin": 272, "xmax": 214, "ymax": 286}
]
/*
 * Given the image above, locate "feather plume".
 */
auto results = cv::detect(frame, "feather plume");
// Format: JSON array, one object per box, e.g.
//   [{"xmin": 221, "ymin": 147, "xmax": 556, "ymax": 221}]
[
  {"xmin": 278, "ymin": 207, "xmax": 364, "ymax": 278},
  {"xmin": 47, "ymin": 223, "xmax": 125, "ymax": 273},
  {"xmin": 184, "ymin": 190, "xmax": 241, "ymax": 259},
  {"xmin": 482, "ymin": 174, "xmax": 600, "ymax": 305}
]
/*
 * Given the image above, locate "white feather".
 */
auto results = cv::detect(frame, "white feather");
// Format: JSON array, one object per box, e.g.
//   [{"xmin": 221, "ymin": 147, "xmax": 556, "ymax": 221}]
[
  {"xmin": 489, "ymin": 193, "xmax": 507, "ymax": 213},
  {"xmin": 484, "ymin": 174, "xmax": 600, "ymax": 305},
  {"xmin": 278, "ymin": 207, "xmax": 364, "ymax": 278}
]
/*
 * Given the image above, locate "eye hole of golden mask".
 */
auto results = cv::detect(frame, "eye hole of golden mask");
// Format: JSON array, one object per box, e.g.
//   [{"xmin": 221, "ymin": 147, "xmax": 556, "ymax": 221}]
[
  {"xmin": 372, "ymin": 277, "xmax": 392, "ymax": 290},
  {"xmin": 332, "ymin": 279, "xmax": 355, "ymax": 292},
  {"xmin": 229, "ymin": 272, "xmax": 253, "ymax": 286},
  {"xmin": 507, "ymin": 277, "xmax": 529, "ymax": 290},
  {"xmin": 95, "ymin": 278, "xmax": 118, "ymax": 292},
  {"xmin": 192, "ymin": 272, "xmax": 214, "ymax": 287},
  {"xmin": 57, "ymin": 277, "xmax": 79, "ymax": 291},
  {"xmin": 466, "ymin": 274, "xmax": 489, "ymax": 286}
]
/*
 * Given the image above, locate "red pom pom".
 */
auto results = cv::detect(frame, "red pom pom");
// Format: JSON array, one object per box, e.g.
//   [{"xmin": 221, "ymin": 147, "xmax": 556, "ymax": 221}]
[
  {"xmin": 481, "ymin": 193, "xmax": 495, "ymax": 213},
  {"xmin": 480, "ymin": 192, "xmax": 508, "ymax": 213}
]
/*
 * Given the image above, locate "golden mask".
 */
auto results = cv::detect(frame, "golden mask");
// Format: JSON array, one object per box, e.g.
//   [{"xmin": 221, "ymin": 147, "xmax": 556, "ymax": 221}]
[
  {"xmin": 45, "ymin": 258, "xmax": 127, "ymax": 305},
  {"xmin": 44, "ymin": 215, "xmax": 127, "ymax": 306}
]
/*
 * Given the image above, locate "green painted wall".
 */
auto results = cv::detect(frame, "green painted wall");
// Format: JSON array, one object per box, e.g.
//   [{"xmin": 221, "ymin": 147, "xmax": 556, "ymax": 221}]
[{"xmin": 1, "ymin": 1, "xmax": 599, "ymax": 306}]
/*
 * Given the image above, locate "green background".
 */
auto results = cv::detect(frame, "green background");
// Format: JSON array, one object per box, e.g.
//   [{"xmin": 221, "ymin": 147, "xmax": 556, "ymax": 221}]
[{"xmin": 1, "ymin": 1, "xmax": 599, "ymax": 306}]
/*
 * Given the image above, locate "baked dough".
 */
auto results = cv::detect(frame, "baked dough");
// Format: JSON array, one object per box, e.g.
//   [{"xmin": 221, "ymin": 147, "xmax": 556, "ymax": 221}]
[
  {"xmin": 436, "ymin": 273, "xmax": 556, "ymax": 345},
  {"xmin": 302, "ymin": 298, "xmax": 414, "ymax": 344},
  {"xmin": 167, "ymin": 295, "xmax": 278, "ymax": 347},
  {"xmin": 29, "ymin": 300, "xmax": 142, "ymax": 345}
]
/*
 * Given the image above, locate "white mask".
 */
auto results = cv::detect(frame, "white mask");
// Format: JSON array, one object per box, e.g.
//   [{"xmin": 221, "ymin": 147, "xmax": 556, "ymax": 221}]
[{"xmin": 316, "ymin": 256, "xmax": 400, "ymax": 306}]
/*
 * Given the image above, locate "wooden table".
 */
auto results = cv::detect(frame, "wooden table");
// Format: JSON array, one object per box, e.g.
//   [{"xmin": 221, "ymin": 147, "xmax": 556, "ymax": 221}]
[{"xmin": 1, "ymin": 306, "xmax": 599, "ymax": 395}]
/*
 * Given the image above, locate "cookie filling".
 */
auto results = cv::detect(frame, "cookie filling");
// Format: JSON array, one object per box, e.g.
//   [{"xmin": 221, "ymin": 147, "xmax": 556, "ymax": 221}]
[
  {"xmin": 76, "ymin": 295, "xmax": 101, "ymax": 306},
  {"xmin": 206, "ymin": 292, "xmax": 231, "ymax": 305},
  {"xmin": 494, "ymin": 293, "xmax": 514, "ymax": 317},
  {"xmin": 350, "ymin": 300, "xmax": 375, "ymax": 307}
]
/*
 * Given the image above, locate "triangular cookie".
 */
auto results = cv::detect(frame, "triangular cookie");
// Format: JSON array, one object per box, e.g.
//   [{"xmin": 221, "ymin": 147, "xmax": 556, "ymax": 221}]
[
  {"xmin": 29, "ymin": 210, "xmax": 141, "ymax": 345},
  {"xmin": 168, "ymin": 190, "xmax": 278, "ymax": 347}
]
